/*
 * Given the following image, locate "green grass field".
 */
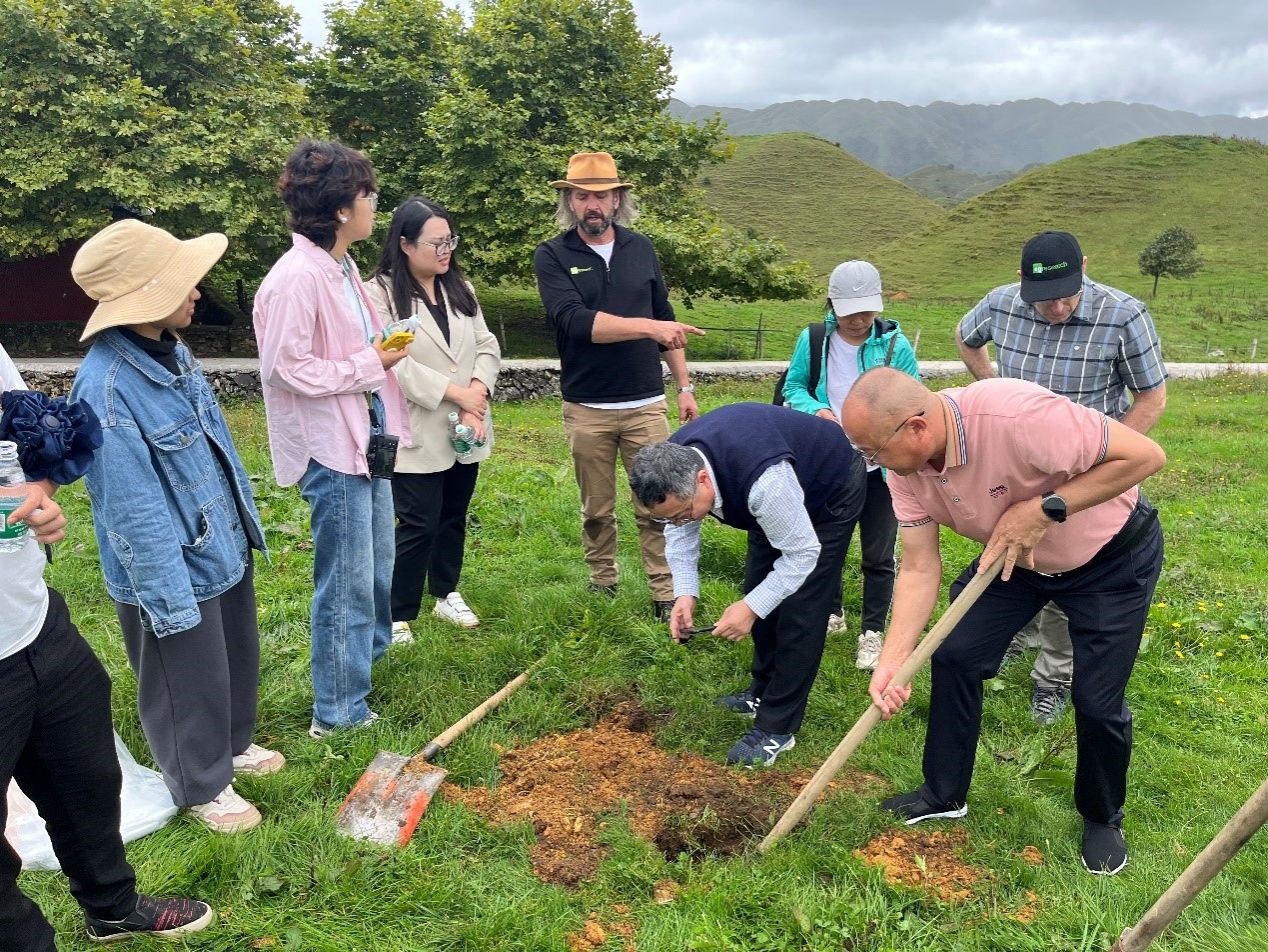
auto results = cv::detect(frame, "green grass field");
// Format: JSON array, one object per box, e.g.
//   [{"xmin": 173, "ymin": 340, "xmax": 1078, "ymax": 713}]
[{"xmin": 17, "ymin": 375, "xmax": 1268, "ymax": 951}]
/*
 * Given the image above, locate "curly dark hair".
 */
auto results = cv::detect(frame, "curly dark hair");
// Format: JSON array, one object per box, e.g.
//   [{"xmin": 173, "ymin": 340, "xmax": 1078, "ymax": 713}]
[
  {"xmin": 277, "ymin": 138, "xmax": 377, "ymax": 251},
  {"xmin": 371, "ymin": 196, "xmax": 477, "ymax": 320}
]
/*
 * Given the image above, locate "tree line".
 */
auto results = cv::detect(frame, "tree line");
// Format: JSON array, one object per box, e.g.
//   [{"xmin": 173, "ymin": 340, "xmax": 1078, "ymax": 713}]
[{"xmin": 0, "ymin": 0, "xmax": 813, "ymax": 304}]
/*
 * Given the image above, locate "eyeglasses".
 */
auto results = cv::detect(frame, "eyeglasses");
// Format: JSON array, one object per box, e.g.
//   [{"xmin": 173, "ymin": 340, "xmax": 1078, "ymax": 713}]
[
  {"xmin": 651, "ymin": 495, "xmax": 698, "ymax": 526},
  {"xmin": 357, "ymin": 192, "xmax": 379, "ymax": 212},
  {"xmin": 421, "ymin": 235, "xmax": 461, "ymax": 255},
  {"xmin": 851, "ymin": 409, "xmax": 926, "ymax": 465}
]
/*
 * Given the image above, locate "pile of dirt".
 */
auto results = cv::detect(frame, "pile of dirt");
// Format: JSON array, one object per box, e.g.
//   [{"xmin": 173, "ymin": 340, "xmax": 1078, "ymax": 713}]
[
  {"xmin": 442, "ymin": 701, "xmax": 881, "ymax": 887},
  {"xmin": 852, "ymin": 829, "xmax": 983, "ymax": 904},
  {"xmin": 565, "ymin": 913, "xmax": 636, "ymax": 952}
]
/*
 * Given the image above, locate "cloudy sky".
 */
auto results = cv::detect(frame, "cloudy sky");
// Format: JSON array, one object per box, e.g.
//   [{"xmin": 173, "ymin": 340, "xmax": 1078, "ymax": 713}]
[{"xmin": 289, "ymin": 0, "xmax": 1268, "ymax": 117}]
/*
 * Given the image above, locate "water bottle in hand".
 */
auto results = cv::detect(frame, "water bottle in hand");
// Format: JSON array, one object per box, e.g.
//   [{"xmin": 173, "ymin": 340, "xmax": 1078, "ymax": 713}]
[
  {"xmin": 447, "ymin": 411, "xmax": 473, "ymax": 460},
  {"xmin": 0, "ymin": 441, "xmax": 30, "ymax": 554}
]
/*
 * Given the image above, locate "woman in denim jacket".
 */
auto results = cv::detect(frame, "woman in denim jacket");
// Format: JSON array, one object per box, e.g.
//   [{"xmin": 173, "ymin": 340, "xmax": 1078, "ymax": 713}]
[
  {"xmin": 781, "ymin": 260, "xmax": 920, "ymax": 672},
  {"xmin": 70, "ymin": 219, "xmax": 283, "ymax": 834}
]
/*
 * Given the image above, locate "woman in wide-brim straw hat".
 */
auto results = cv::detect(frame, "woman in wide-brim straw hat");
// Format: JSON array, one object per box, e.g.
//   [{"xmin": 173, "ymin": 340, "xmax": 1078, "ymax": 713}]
[
  {"xmin": 69, "ymin": 218, "xmax": 283, "ymax": 834},
  {"xmin": 252, "ymin": 138, "xmax": 411, "ymax": 739}
]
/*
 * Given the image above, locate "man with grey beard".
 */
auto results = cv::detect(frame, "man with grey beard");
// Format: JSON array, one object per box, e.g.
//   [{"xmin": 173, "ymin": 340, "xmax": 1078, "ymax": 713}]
[{"xmin": 533, "ymin": 151, "xmax": 703, "ymax": 620}]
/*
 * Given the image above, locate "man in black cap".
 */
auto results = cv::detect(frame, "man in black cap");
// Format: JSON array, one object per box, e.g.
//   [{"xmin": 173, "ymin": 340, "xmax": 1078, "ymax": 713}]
[{"xmin": 955, "ymin": 230, "xmax": 1167, "ymax": 726}]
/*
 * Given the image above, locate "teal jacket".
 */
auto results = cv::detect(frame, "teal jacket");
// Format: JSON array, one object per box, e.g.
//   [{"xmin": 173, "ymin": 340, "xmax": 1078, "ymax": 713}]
[{"xmin": 781, "ymin": 313, "xmax": 921, "ymax": 414}]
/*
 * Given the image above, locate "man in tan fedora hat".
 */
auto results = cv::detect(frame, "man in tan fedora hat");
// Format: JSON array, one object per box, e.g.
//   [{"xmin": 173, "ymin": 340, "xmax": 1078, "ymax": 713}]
[{"xmin": 534, "ymin": 151, "xmax": 704, "ymax": 620}]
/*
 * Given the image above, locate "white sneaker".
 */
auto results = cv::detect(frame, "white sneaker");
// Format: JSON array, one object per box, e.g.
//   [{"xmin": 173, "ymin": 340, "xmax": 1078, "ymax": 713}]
[
  {"xmin": 187, "ymin": 784, "xmax": 262, "ymax": 833},
  {"xmin": 826, "ymin": 613, "xmax": 847, "ymax": 635},
  {"xmin": 231, "ymin": 743, "xmax": 286, "ymax": 776},
  {"xmin": 308, "ymin": 709, "xmax": 380, "ymax": 739},
  {"xmin": 856, "ymin": 629, "xmax": 884, "ymax": 671},
  {"xmin": 391, "ymin": 621, "xmax": 414, "ymax": 644},
  {"xmin": 433, "ymin": 592, "xmax": 479, "ymax": 628}
]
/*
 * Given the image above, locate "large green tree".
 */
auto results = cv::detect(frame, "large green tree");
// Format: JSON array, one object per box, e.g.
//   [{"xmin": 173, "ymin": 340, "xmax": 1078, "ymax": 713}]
[
  {"xmin": 0, "ymin": 0, "xmax": 311, "ymax": 287},
  {"xmin": 322, "ymin": 0, "xmax": 810, "ymax": 300}
]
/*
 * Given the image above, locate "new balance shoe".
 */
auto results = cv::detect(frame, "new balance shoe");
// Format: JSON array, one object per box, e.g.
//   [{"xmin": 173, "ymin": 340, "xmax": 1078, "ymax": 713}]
[
  {"xmin": 390, "ymin": 621, "xmax": 414, "ymax": 644},
  {"xmin": 880, "ymin": 788, "xmax": 968, "ymax": 825},
  {"xmin": 1031, "ymin": 684, "xmax": 1071, "ymax": 726},
  {"xmin": 308, "ymin": 709, "xmax": 380, "ymax": 739},
  {"xmin": 186, "ymin": 784, "xmax": 261, "ymax": 833},
  {"xmin": 855, "ymin": 629, "xmax": 884, "ymax": 671},
  {"xmin": 433, "ymin": 592, "xmax": 479, "ymax": 628},
  {"xmin": 714, "ymin": 687, "xmax": 761, "ymax": 718},
  {"xmin": 85, "ymin": 895, "xmax": 214, "ymax": 943},
  {"xmin": 727, "ymin": 727, "xmax": 796, "ymax": 767},
  {"xmin": 826, "ymin": 612, "xmax": 847, "ymax": 635},
  {"xmin": 1082, "ymin": 821, "xmax": 1128, "ymax": 875},
  {"xmin": 231, "ymin": 743, "xmax": 286, "ymax": 776}
]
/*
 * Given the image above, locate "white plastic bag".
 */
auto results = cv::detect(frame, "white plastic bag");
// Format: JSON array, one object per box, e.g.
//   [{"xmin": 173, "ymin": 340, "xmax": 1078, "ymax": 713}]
[{"xmin": 4, "ymin": 731, "xmax": 177, "ymax": 871}]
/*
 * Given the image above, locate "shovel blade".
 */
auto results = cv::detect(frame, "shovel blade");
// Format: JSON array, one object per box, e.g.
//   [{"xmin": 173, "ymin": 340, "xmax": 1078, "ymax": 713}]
[{"xmin": 335, "ymin": 750, "xmax": 448, "ymax": 846}]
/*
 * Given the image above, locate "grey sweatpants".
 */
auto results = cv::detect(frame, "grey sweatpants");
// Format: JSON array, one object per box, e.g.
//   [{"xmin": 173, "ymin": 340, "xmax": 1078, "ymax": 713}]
[{"xmin": 114, "ymin": 559, "xmax": 260, "ymax": 806}]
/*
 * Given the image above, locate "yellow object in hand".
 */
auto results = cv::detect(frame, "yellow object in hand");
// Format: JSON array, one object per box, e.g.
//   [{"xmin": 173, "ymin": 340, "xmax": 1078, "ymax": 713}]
[{"xmin": 381, "ymin": 331, "xmax": 415, "ymax": 351}]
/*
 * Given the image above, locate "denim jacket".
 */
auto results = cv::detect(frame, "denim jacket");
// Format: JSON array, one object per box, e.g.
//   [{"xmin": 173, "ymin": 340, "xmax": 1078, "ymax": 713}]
[{"xmin": 71, "ymin": 329, "xmax": 266, "ymax": 637}]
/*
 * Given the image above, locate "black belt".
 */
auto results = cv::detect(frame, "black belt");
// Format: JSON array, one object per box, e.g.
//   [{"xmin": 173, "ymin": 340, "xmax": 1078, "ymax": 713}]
[{"xmin": 1077, "ymin": 493, "xmax": 1158, "ymax": 572}]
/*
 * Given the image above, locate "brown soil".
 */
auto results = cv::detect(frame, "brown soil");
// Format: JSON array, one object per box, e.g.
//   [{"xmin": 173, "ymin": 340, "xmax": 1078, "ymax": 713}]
[
  {"xmin": 442, "ymin": 700, "xmax": 882, "ymax": 887},
  {"xmin": 852, "ymin": 829, "xmax": 984, "ymax": 904},
  {"xmin": 565, "ymin": 914, "xmax": 637, "ymax": 952}
]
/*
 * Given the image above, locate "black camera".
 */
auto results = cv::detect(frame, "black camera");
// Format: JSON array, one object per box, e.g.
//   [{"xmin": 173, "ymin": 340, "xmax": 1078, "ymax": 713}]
[{"xmin": 366, "ymin": 433, "xmax": 399, "ymax": 480}]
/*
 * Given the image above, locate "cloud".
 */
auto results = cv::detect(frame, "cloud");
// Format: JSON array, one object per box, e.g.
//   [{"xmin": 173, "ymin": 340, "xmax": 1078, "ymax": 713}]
[{"xmin": 286, "ymin": 0, "xmax": 1268, "ymax": 117}]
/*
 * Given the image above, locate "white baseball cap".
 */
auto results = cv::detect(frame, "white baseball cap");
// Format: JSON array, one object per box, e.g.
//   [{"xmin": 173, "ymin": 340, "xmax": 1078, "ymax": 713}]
[{"xmin": 828, "ymin": 260, "xmax": 884, "ymax": 316}]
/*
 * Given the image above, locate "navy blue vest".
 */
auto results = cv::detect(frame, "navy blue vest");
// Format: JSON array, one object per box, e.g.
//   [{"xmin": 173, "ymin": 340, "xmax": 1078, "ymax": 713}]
[{"xmin": 669, "ymin": 403, "xmax": 858, "ymax": 532}]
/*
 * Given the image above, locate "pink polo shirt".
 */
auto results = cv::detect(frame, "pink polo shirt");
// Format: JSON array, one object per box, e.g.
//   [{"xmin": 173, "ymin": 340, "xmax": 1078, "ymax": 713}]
[
  {"xmin": 887, "ymin": 378, "xmax": 1138, "ymax": 574},
  {"xmin": 254, "ymin": 235, "xmax": 410, "ymax": 487}
]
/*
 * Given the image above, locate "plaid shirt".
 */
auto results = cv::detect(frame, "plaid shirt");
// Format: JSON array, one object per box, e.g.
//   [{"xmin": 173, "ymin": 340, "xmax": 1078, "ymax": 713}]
[{"xmin": 958, "ymin": 277, "xmax": 1167, "ymax": 419}]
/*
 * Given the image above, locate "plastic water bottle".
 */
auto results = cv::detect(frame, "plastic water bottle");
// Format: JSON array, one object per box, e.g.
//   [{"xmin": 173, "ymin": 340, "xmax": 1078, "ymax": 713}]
[
  {"xmin": 447, "ymin": 411, "xmax": 473, "ymax": 460},
  {"xmin": 0, "ymin": 441, "xmax": 30, "ymax": 554}
]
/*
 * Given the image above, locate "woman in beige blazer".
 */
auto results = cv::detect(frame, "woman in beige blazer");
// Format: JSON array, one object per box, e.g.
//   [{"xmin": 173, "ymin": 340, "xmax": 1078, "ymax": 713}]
[{"xmin": 367, "ymin": 197, "xmax": 501, "ymax": 638}]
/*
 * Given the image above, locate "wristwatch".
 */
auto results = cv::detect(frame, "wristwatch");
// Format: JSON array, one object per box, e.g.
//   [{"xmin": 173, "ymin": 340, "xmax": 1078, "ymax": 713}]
[
  {"xmin": 677, "ymin": 384, "xmax": 696, "ymax": 394},
  {"xmin": 1040, "ymin": 491, "xmax": 1068, "ymax": 523}
]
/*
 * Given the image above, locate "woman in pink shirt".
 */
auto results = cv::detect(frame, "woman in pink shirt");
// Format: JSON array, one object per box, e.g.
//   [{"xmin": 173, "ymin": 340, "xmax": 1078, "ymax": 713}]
[{"xmin": 253, "ymin": 139, "xmax": 409, "ymax": 737}]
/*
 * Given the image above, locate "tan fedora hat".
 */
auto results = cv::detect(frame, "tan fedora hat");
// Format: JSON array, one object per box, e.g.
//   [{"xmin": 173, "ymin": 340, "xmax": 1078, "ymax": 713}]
[
  {"xmin": 72, "ymin": 219, "xmax": 228, "ymax": 342},
  {"xmin": 549, "ymin": 151, "xmax": 634, "ymax": 191}
]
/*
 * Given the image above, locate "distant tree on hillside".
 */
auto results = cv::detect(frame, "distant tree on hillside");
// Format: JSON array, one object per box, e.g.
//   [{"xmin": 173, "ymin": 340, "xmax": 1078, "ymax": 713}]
[{"xmin": 1138, "ymin": 226, "xmax": 1203, "ymax": 297}]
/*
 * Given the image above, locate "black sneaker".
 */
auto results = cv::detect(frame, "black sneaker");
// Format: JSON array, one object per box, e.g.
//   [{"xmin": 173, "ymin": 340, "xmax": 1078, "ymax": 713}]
[
  {"xmin": 714, "ymin": 687, "xmax": 761, "ymax": 718},
  {"xmin": 1082, "ymin": 821, "xmax": 1128, "ymax": 875},
  {"xmin": 85, "ymin": 895, "xmax": 214, "ymax": 943},
  {"xmin": 880, "ymin": 788, "xmax": 968, "ymax": 825},
  {"xmin": 726, "ymin": 727, "xmax": 796, "ymax": 767},
  {"xmin": 652, "ymin": 599, "xmax": 675, "ymax": 622},
  {"xmin": 587, "ymin": 582, "xmax": 618, "ymax": 598}
]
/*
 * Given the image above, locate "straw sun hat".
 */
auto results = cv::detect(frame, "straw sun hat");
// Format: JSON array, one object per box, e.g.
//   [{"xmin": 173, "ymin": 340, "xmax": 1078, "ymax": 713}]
[{"xmin": 72, "ymin": 219, "xmax": 227, "ymax": 342}]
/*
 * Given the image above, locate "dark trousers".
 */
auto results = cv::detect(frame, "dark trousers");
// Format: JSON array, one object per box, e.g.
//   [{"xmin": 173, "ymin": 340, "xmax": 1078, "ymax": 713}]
[
  {"xmin": 391, "ymin": 463, "xmax": 480, "ymax": 622},
  {"xmin": 744, "ymin": 474, "xmax": 864, "ymax": 735},
  {"xmin": 921, "ymin": 521, "xmax": 1163, "ymax": 825},
  {"xmin": 114, "ymin": 559, "xmax": 260, "ymax": 807},
  {"xmin": 1, "ymin": 590, "xmax": 137, "ymax": 952},
  {"xmin": 849, "ymin": 468, "xmax": 898, "ymax": 632}
]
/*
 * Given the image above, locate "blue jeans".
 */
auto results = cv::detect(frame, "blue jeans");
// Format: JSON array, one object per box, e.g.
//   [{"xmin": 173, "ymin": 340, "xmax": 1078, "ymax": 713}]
[{"xmin": 298, "ymin": 459, "xmax": 394, "ymax": 729}]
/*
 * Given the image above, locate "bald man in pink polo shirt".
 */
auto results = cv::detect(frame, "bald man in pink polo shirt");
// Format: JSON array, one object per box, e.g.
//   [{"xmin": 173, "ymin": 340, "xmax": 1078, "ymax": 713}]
[{"xmin": 841, "ymin": 368, "xmax": 1165, "ymax": 875}]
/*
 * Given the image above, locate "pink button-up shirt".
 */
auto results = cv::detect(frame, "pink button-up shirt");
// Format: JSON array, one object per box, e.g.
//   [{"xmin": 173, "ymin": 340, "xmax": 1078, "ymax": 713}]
[
  {"xmin": 888, "ymin": 379, "xmax": 1138, "ymax": 574},
  {"xmin": 254, "ymin": 235, "xmax": 410, "ymax": 487}
]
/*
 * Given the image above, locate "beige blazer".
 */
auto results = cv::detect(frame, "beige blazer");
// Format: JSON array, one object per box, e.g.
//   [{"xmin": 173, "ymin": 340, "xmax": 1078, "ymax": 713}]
[{"xmin": 366, "ymin": 277, "xmax": 502, "ymax": 474}]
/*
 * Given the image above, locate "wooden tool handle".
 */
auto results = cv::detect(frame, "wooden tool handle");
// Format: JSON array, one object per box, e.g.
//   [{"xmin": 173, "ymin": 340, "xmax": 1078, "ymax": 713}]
[
  {"xmin": 1111, "ymin": 776, "xmax": 1268, "ymax": 952},
  {"xmin": 758, "ymin": 557, "xmax": 1003, "ymax": 852},
  {"xmin": 419, "ymin": 661, "xmax": 542, "ymax": 761}
]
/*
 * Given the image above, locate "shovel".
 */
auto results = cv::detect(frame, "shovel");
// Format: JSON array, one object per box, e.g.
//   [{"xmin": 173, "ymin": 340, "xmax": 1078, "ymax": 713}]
[
  {"xmin": 758, "ymin": 556, "xmax": 1003, "ymax": 852},
  {"xmin": 335, "ymin": 660, "xmax": 541, "ymax": 846}
]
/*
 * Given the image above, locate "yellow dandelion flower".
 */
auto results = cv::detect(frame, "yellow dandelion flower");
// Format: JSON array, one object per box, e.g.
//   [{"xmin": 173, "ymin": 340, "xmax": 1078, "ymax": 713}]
[
  {"xmin": 1156, "ymin": 602, "xmax": 1168, "ymax": 608},
  {"xmin": 1172, "ymin": 622, "xmax": 1182, "ymax": 629},
  {"xmin": 1175, "ymin": 651, "xmax": 1184, "ymax": 659},
  {"xmin": 1218, "ymin": 697, "xmax": 1226, "ymax": 704},
  {"xmin": 1240, "ymin": 634, "xmax": 1251, "ymax": 641},
  {"xmin": 1216, "ymin": 651, "xmax": 1225, "ymax": 657},
  {"xmin": 1216, "ymin": 601, "xmax": 1224, "ymax": 608}
]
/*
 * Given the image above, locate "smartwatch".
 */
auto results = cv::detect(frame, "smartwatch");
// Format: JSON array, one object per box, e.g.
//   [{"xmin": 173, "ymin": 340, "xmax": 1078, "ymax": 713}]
[{"xmin": 1040, "ymin": 491, "xmax": 1068, "ymax": 523}]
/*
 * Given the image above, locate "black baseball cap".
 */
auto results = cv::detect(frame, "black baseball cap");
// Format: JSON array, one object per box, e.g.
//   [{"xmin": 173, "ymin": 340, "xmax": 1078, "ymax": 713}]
[{"xmin": 1019, "ymin": 231, "xmax": 1083, "ymax": 303}]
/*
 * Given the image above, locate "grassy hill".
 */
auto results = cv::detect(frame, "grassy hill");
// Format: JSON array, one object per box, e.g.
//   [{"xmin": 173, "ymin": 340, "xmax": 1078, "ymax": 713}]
[
  {"xmin": 874, "ymin": 135, "xmax": 1268, "ymax": 299},
  {"xmin": 699, "ymin": 132, "xmax": 945, "ymax": 278}
]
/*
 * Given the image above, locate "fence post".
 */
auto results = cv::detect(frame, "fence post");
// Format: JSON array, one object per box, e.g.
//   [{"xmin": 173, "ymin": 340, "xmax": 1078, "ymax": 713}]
[
  {"xmin": 755, "ymin": 313, "xmax": 764, "ymax": 360},
  {"xmin": 1251, "ymin": 339, "xmax": 1259, "ymax": 361},
  {"xmin": 912, "ymin": 328, "xmax": 921, "ymax": 355}
]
